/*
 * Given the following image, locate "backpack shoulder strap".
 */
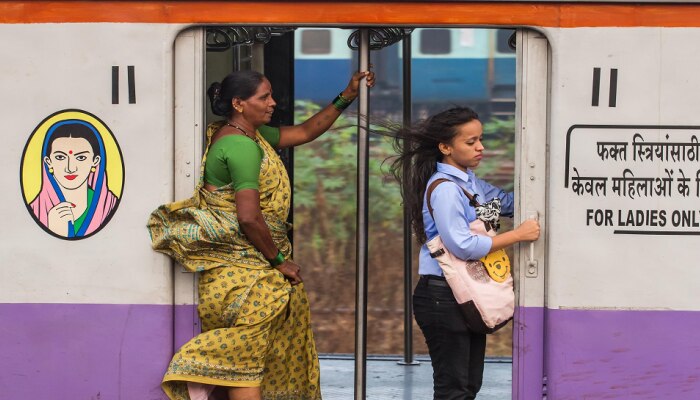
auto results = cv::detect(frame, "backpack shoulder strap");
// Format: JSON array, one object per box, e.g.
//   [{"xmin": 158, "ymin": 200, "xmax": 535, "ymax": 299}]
[
  {"xmin": 426, "ymin": 178, "xmax": 450, "ymax": 218},
  {"xmin": 426, "ymin": 178, "xmax": 479, "ymax": 218}
]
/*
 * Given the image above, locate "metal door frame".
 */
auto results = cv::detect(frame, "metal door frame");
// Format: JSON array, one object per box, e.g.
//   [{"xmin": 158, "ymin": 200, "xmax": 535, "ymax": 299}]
[
  {"xmin": 173, "ymin": 27, "xmax": 206, "ymax": 350},
  {"xmin": 512, "ymin": 28, "xmax": 550, "ymax": 400}
]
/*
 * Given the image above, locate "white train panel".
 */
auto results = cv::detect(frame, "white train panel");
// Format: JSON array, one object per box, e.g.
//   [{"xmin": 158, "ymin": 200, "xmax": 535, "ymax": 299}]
[
  {"xmin": 0, "ymin": 24, "xmax": 182, "ymax": 305},
  {"xmin": 547, "ymin": 28, "xmax": 700, "ymax": 311}
]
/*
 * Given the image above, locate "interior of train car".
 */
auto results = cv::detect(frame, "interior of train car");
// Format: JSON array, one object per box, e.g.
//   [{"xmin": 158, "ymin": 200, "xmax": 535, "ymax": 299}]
[{"xmin": 191, "ymin": 24, "xmax": 516, "ymax": 351}]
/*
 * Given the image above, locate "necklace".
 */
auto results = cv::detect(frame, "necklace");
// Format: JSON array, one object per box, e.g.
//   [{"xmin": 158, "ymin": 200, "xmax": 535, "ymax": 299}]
[{"xmin": 226, "ymin": 122, "xmax": 255, "ymax": 140}]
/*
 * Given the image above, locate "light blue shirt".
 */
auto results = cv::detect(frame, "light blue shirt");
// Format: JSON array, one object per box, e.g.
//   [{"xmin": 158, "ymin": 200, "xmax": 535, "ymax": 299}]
[{"xmin": 419, "ymin": 163, "xmax": 514, "ymax": 276}]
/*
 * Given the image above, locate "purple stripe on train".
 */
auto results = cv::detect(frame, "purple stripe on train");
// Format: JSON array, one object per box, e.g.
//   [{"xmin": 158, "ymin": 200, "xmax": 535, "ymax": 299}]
[
  {"xmin": 0, "ymin": 303, "xmax": 196, "ymax": 400},
  {"xmin": 513, "ymin": 306, "xmax": 544, "ymax": 400},
  {"xmin": 515, "ymin": 306, "xmax": 700, "ymax": 399},
  {"xmin": 2, "ymin": 304, "xmax": 698, "ymax": 399}
]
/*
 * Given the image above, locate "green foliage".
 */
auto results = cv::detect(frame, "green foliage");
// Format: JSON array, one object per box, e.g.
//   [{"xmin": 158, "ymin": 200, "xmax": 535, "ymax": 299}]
[
  {"xmin": 293, "ymin": 101, "xmax": 515, "ymax": 251},
  {"xmin": 482, "ymin": 117, "xmax": 516, "ymax": 154},
  {"xmin": 477, "ymin": 117, "xmax": 516, "ymax": 190},
  {"xmin": 293, "ymin": 102, "xmax": 404, "ymax": 251}
]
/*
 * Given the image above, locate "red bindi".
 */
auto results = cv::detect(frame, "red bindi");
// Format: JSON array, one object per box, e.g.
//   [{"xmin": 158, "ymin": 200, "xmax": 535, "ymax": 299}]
[{"xmin": 69, "ymin": 150, "xmax": 73, "ymax": 154}]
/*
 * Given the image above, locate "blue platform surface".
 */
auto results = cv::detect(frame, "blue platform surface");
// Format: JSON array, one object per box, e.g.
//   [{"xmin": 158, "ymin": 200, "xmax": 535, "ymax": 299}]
[{"xmin": 319, "ymin": 355, "xmax": 512, "ymax": 399}]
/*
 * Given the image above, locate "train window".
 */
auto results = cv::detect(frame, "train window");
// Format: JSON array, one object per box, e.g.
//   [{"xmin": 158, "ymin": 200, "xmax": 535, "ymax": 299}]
[
  {"xmin": 301, "ymin": 29, "xmax": 332, "ymax": 55},
  {"xmin": 420, "ymin": 29, "xmax": 451, "ymax": 54},
  {"xmin": 496, "ymin": 29, "xmax": 516, "ymax": 53},
  {"xmin": 459, "ymin": 29, "xmax": 476, "ymax": 47}
]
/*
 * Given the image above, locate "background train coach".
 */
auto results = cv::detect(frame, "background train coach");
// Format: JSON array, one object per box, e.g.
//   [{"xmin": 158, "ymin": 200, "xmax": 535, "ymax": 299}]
[
  {"xmin": 294, "ymin": 27, "xmax": 516, "ymax": 118},
  {"xmin": 1, "ymin": 1, "xmax": 700, "ymax": 400}
]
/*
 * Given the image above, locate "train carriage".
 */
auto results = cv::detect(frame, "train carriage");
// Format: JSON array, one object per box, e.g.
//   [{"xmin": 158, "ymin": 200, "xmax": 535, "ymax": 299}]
[
  {"xmin": 294, "ymin": 27, "xmax": 516, "ymax": 117},
  {"xmin": 1, "ymin": 1, "xmax": 699, "ymax": 399}
]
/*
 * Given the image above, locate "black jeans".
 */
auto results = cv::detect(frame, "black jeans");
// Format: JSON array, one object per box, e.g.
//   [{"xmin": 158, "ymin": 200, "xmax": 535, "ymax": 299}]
[{"xmin": 414, "ymin": 275, "xmax": 487, "ymax": 400}]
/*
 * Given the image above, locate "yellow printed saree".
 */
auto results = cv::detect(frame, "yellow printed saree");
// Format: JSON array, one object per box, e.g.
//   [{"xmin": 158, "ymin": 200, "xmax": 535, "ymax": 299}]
[{"xmin": 147, "ymin": 122, "xmax": 321, "ymax": 400}]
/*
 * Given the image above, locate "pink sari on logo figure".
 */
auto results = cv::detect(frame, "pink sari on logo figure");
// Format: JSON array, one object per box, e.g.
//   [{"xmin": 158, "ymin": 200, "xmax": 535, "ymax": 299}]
[{"xmin": 30, "ymin": 162, "xmax": 117, "ymax": 238}]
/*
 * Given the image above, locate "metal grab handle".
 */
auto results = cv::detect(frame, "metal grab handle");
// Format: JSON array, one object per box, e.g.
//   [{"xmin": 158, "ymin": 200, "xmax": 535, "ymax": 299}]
[{"xmin": 526, "ymin": 211, "xmax": 539, "ymax": 278}]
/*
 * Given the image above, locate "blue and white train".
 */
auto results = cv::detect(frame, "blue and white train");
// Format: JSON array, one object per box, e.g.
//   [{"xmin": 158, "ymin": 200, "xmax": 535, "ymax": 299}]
[{"xmin": 294, "ymin": 27, "xmax": 516, "ymax": 117}]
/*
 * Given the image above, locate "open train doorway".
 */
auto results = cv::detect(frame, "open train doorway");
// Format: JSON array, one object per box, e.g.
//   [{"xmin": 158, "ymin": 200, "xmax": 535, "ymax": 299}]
[
  {"xmin": 292, "ymin": 24, "xmax": 522, "ymax": 360},
  {"xmin": 173, "ymin": 25, "xmax": 548, "ymax": 399},
  {"xmin": 293, "ymin": 27, "xmax": 549, "ymax": 400}
]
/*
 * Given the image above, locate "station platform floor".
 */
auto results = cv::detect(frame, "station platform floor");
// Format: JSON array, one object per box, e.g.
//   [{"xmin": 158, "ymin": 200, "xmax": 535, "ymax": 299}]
[{"xmin": 319, "ymin": 355, "xmax": 512, "ymax": 399}]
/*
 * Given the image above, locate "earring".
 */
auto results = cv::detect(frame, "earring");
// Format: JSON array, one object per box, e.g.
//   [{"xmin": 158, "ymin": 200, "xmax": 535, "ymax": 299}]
[
  {"xmin": 91, "ymin": 167, "xmax": 96, "ymax": 172},
  {"xmin": 235, "ymin": 106, "xmax": 243, "ymax": 113},
  {"xmin": 48, "ymin": 167, "xmax": 54, "ymax": 174}
]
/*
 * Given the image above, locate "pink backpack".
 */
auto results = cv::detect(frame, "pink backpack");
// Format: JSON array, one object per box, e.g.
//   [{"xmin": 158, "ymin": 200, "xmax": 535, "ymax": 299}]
[{"xmin": 425, "ymin": 178, "xmax": 514, "ymax": 334}]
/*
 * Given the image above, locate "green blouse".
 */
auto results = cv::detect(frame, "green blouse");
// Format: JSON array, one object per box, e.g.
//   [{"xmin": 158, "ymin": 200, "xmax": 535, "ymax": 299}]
[{"xmin": 204, "ymin": 125, "xmax": 281, "ymax": 191}]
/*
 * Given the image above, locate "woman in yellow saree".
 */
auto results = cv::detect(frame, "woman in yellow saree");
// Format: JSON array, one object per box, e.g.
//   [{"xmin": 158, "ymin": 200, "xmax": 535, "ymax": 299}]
[{"xmin": 148, "ymin": 69, "xmax": 374, "ymax": 400}]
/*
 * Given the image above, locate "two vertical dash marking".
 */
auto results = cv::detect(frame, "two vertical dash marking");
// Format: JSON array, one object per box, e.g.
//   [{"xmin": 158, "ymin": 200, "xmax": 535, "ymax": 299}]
[
  {"xmin": 592, "ymin": 67, "xmax": 618, "ymax": 108},
  {"xmin": 111, "ymin": 65, "xmax": 136, "ymax": 104}
]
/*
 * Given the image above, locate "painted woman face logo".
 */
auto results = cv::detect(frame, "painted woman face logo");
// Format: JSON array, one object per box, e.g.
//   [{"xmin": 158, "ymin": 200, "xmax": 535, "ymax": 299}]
[
  {"xmin": 21, "ymin": 111, "xmax": 124, "ymax": 240},
  {"xmin": 44, "ymin": 136, "xmax": 101, "ymax": 191}
]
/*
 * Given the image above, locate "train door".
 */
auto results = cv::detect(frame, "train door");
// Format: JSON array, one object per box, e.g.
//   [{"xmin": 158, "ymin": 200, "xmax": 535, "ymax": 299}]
[
  {"xmin": 512, "ymin": 29, "xmax": 549, "ymax": 400},
  {"xmin": 172, "ymin": 28, "xmax": 206, "ymax": 349},
  {"xmin": 170, "ymin": 26, "xmax": 553, "ymax": 400}
]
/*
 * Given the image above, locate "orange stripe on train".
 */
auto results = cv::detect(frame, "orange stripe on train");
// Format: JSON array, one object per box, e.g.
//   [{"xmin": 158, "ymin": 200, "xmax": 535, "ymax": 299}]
[{"xmin": 1, "ymin": 1, "xmax": 700, "ymax": 27}]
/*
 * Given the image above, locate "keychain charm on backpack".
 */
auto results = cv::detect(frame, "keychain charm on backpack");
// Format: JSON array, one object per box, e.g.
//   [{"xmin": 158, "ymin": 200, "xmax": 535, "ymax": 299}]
[{"xmin": 473, "ymin": 197, "xmax": 511, "ymax": 283}]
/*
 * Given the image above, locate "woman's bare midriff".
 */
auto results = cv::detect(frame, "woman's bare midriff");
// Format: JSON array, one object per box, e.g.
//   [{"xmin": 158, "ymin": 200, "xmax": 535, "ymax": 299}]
[{"xmin": 203, "ymin": 182, "xmax": 220, "ymax": 192}]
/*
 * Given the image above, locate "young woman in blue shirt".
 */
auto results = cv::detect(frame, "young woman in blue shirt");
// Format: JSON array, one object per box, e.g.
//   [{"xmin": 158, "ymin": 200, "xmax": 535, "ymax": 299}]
[{"xmin": 390, "ymin": 107, "xmax": 540, "ymax": 400}]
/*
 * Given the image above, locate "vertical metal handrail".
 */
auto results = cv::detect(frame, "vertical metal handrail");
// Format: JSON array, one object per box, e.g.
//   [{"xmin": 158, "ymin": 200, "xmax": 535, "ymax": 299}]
[
  {"xmin": 354, "ymin": 28, "xmax": 370, "ymax": 400},
  {"xmin": 398, "ymin": 33, "xmax": 419, "ymax": 367}
]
